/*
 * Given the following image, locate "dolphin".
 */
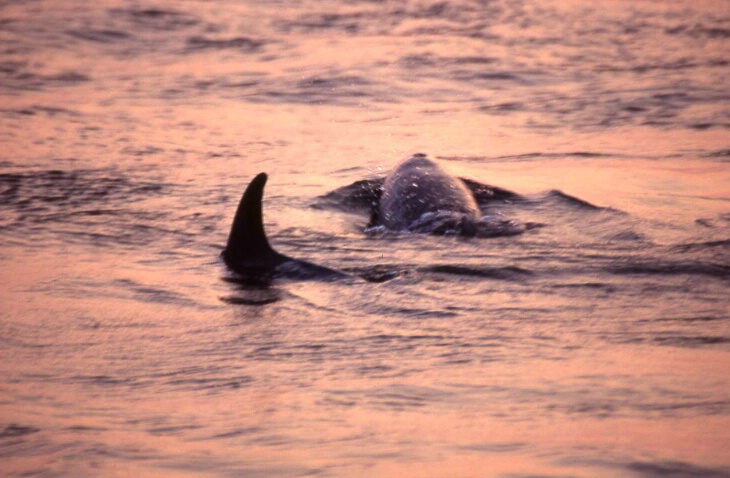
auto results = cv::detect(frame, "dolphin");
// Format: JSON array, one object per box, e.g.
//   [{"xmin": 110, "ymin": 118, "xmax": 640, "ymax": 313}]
[
  {"xmin": 379, "ymin": 154, "xmax": 481, "ymax": 233},
  {"xmin": 222, "ymin": 172, "xmax": 346, "ymax": 281},
  {"xmin": 223, "ymin": 154, "xmax": 524, "ymax": 281},
  {"xmin": 323, "ymin": 153, "xmax": 525, "ymax": 237},
  {"xmin": 376, "ymin": 153, "xmax": 525, "ymax": 236}
]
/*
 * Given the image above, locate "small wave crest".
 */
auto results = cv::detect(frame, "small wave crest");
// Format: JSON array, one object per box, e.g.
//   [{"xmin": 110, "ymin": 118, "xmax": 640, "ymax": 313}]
[
  {"xmin": 606, "ymin": 261, "xmax": 730, "ymax": 279},
  {"xmin": 423, "ymin": 264, "xmax": 533, "ymax": 281}
]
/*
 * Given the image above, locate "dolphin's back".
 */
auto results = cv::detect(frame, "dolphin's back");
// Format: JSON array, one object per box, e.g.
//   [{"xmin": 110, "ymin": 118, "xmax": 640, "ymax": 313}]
[{"xmin": 379, "ymin": 154, "xmax": 480, "ymax": 231}]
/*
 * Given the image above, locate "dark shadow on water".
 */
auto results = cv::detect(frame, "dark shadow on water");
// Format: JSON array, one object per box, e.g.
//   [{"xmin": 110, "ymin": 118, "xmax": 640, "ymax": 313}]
[
  {"xmin": 0, "ymin": 424, "xmax": 40, "ymax": 439},
  {"xmin": 422, "ymin": 264, "xmax": 534, "ymax": 281},
  {"xmin": 626, "ymin": 460, "xmax": 730, "ymax": 478}
]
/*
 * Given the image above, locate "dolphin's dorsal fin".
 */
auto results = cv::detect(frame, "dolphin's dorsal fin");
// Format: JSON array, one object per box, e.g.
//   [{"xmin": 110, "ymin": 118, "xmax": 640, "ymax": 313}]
[{"xmin": 223, "ymin": 173, "xmax": 287, "ymax": 270}]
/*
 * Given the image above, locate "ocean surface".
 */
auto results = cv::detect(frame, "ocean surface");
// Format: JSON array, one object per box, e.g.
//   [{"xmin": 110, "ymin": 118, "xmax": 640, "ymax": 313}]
[{"xmin": 1, "ymin": 0, "xmax": 729, "ymax": 477}]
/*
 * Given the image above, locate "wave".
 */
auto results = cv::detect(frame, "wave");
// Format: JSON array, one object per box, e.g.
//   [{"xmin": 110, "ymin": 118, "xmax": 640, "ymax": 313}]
[
  {"xmin": 606, "ymin": 261, "xmax": 730, "ymax": 279},
  {"xmin": 422, "ymin": 264, "xmax": 533, "ymax": 281},
  {"xmin": 185, "ymin": 36, "xmax": 265, "ymax": 53},
  {"xmin": 626, "ymin": 460, "xmax": 730, "ymax": 478}
]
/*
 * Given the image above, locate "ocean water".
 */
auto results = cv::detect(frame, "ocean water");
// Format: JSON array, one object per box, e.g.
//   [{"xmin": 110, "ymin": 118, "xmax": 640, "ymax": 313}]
[{"xmin": 1, "ymin": 0, "xmax": 729, "ymax": 477}]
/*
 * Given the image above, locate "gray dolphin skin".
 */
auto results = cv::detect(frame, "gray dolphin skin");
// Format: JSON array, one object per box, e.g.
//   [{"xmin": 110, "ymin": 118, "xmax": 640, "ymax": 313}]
[
  {"xmin": 373, "ymin": 153, "xmax": 524, "ymax": 237},
  {"xmin": 378, "ymin": 153, "xmax": 482, "ymax": 235}
]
